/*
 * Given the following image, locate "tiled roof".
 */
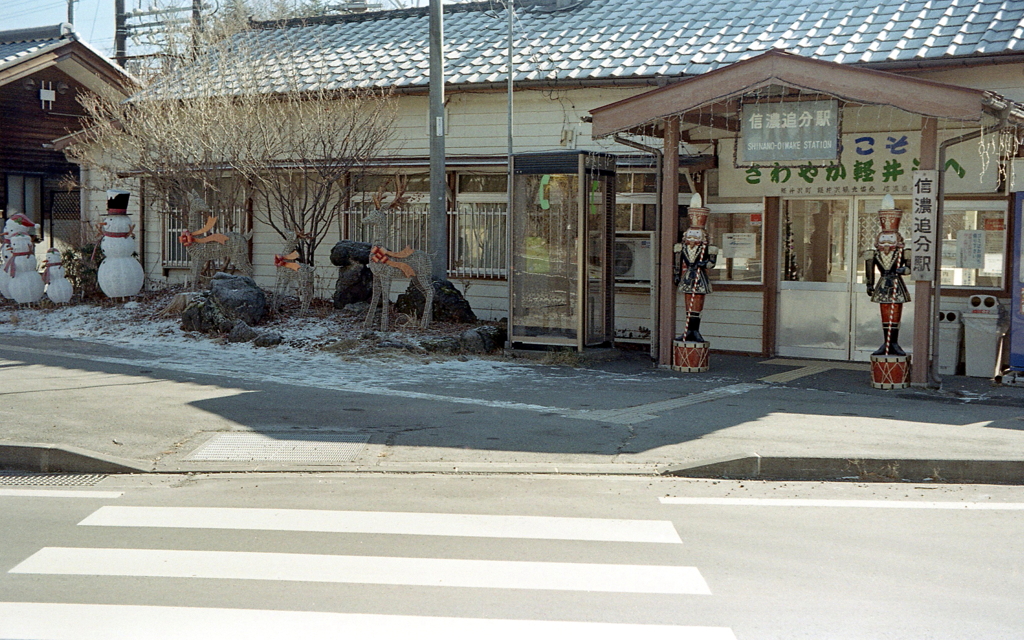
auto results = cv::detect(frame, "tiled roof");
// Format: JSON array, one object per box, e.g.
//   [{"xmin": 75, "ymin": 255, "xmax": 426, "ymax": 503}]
[
  {"xmin": 156, "ymin": 0, "xmax": 1024, "ymax": 97},
  {"xmin": 0, "ymin": 25, "xmax": 71, "ymax": 72}
]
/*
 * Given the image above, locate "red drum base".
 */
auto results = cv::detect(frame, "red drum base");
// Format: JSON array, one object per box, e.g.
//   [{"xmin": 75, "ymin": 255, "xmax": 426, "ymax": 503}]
[
  {"xmin": 673, "ymin": 340, "xmax": 709, "ymax": 372},
  {"xmin": 870, "ymin": 354, "xmax": 911, "ymax": 389}
]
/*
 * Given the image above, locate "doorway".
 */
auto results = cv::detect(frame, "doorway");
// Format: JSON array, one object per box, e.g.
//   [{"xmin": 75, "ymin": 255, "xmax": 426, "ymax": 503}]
[{"xmin": 777, "ymin": 196, "xmax": 915, "ymax": 361}]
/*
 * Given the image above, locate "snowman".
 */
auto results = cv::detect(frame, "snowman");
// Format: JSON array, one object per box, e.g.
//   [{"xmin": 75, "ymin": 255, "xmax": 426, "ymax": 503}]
[
  {"xmin": 43, "ymin": 248, "xmax": 73, "ymax": 304},
  {"xmin": 5, "ymin": 232, "xmax": 44, "ymax": 304},
  {"xmin": 97, "ymin": 190, "xmax": 144, "ymax": 298},
  {"xmin": 0, "ymin": 213, "xmax": 37, "ymax": 299}
]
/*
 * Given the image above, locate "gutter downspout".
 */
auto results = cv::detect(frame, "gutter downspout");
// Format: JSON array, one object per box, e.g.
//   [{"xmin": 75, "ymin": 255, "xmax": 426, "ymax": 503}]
[
  {"xmin": 932, "ymin": 115, "xmax": 1010, "ymax": 387},
  {"xmin": 614, "ymin": 134, "xmax": 662, "ymax": 361}
]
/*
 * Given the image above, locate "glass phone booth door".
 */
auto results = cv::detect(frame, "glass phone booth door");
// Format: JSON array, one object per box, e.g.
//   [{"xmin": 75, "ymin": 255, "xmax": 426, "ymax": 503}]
[{"xmin": 510, "ymin": 151, "xmax": 615, "ymax": 350}]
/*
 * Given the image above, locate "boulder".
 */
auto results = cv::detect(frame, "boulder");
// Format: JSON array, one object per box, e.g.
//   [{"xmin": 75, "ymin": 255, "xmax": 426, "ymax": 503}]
[
  {"xmin": 253, "ymin": 331, "xmax": 283, "ymax": 347},
  {"xmin": 331, "ymin": 241, "xmax": 374, "ymax": 309},
  {"xmin": 330, "ymin": 240, "xmax": 372, "ymax": 266},
  {"xmin": 180, "ymin": 293, "xmax": 232, "ymax": 333},
  {"xmin": 227, "ymin": 320, "xmax": 258, "ymax": 343},
  {"xmin": 333, "ymin": 262, "xmax": 373, "ymax": 309},
  {"xmin": 420, "ymin": 337, "xmax": 462, "ymax": 354},
  {"xmin": 459, "ymin": 324, "xmax": 507, "ymax": 354},
  {"xmin": 209, "ymin": 272, "xmax": 267, "ymax": 326},
  {"xmin": 395, "ymin": 278, "xmax": 476, "ymax": 324}
]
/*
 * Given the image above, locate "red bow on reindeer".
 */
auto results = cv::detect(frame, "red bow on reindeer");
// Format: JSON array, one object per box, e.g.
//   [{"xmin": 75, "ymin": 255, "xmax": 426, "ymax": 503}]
[{"xmin": 178, "ymin": 216, "xmax": 229, "ymax": 247}]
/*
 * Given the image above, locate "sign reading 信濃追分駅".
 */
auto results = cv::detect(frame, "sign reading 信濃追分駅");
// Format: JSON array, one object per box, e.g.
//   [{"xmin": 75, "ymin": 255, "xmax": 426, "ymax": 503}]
[
  {"xmin": 740, "ymin": 100, "xmax": 839, "ymax": 164},
  {"xmin": 719, "ymin": 131, "xmax": 999, "ymax": 198}
]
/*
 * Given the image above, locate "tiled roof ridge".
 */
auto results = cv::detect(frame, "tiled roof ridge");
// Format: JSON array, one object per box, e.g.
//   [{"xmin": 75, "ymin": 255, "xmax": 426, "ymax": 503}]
[
  {"xmin": 247, "ymin": 0, "xmax": 577, "ymax": 31},
  {"xmin": 0, "ymin": 23, "xmax": 74, "ymax": 45}
]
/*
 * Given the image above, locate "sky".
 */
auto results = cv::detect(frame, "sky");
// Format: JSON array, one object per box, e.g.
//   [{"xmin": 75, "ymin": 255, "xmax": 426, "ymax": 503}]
[
  {"xmin": 3, "ymin": 0, "xmax": 117, "ymax": 55},
  {"xmin": 1, "ymin": 0, "xmax": 428, "ymax": 60}
]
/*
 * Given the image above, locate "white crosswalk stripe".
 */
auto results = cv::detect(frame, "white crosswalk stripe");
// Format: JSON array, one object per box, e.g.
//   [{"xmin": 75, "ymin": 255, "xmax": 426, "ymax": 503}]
[
  {"xmin": 78, "ymin": 505, "xmax": 683, "ymax": 543},
  {"xmin": 12, "ymin": 547, "xmax": 710, "ymax": 594},
  {"xmin": 3, "ymin": 505, "xmax": 734, "ymax": 639}
]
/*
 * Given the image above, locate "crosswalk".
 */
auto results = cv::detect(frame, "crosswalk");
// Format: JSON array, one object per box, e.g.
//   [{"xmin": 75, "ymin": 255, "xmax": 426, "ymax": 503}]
[{"xmin": 2, "ymin": 499, "xmax": 736, "ymax": 639}]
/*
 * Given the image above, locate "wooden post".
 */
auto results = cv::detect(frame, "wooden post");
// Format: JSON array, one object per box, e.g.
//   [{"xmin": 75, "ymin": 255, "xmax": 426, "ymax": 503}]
[
  {"xmin": 658, "ymin": 117, "xmax": 680, "ymax": 366},
  {"xmin": 912, "ymin": 117, "xmax": 938, "ymax": 385}
]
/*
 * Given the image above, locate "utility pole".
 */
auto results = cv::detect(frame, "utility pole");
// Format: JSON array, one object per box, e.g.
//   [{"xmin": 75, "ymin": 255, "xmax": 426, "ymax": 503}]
[
  {"xmin": 114, "ymin": 0, "xmax": 127, "ymax": 67},
  {"xmin": 67, "ymin": 0, "xmax": 75, "ymax": 25},
  {"xmin": 428, "ymin": 0, "xmax": 447, "ymax": 281}
]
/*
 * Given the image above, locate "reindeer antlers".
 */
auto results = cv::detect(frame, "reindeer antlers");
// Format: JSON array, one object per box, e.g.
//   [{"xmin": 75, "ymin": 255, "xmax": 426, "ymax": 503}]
[{"xmin": 370, "ymin": 175, "xmax": 410, "ymax": 211}]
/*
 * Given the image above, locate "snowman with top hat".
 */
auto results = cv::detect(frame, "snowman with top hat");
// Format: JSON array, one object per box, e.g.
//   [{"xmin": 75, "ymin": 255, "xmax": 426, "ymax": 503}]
[
  {"xmin": 1, "ymin": 213, "xmax": 38, "ymax": 300},
  {"xmin": 97, "ymin": 190, "xmax": 144, "ymax": 298},
  {"xmin": 43, "ymin": 248, "xmax": 73, "ymax": 304}
]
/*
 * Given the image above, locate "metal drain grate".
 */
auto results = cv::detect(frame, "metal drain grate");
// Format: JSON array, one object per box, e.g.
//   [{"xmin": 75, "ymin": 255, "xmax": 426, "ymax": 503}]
[
  {"xmin": 0, "ymin": 472, "xmax": 109, "ymax": 487},
  {"xmin": 185, "ymin": 432, "xmax": 369, "ymax": 463}
]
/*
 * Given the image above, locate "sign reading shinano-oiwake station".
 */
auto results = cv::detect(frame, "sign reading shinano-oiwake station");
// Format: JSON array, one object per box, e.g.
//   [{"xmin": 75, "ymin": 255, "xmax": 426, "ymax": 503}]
[
  {"xmin": 739, "ymin": 100, "xmax": 839, "ymax": 164},
  {"xmin": 910, "ymin": 170, "xmax": 938, "ymax": 281}
]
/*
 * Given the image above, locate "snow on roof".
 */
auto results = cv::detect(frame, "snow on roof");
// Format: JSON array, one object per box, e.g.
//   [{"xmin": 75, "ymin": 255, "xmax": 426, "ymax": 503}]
[{"xmin": 146, "ymin": 0, "xmax": 1024, "ymax": 99}]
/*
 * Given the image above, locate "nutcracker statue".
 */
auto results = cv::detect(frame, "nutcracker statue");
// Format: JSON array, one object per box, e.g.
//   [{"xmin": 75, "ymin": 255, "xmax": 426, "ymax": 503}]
[
  {"xmin": 865, "ymin": 194, "xmax": 912, "ymax": 389},
  {"xmin": 671, "ymin": 193, "xmax": 718, "ymax": 372}
]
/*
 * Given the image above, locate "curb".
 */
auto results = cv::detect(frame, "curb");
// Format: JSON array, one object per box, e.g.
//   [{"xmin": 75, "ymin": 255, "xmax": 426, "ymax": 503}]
[
  {"xmin": 662, "ymin": 453, "xmax": 1024, "ymax": 485},
  {"xmin": 0, "ymin": 444, "xmax": 152, "ymax": 474}
]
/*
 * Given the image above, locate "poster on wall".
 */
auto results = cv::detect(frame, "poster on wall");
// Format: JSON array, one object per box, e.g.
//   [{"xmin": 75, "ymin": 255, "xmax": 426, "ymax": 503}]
[
  {"xmin": 721, "ymin": 233, "xmax": 758, "ymax": 259},
  {"xmin": 957, "ymin": 230, "xmax": 986, "ymax": 269}
]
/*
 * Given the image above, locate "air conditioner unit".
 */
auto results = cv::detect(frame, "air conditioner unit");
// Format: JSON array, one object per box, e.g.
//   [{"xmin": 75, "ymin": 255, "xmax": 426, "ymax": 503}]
[{"xmin": 614, "ymin": 232, "xmax": 654, "ymax": 282}]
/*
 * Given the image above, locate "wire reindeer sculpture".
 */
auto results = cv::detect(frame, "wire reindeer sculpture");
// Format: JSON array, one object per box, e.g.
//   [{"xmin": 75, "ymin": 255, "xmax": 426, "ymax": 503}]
[
  {"xmin": 273, "ymin": 228, "xmax": 315, "ymax": 315},
  {"xmin": 363, "ymin": 177, "xmax": 434, "ymax": 331},
  {"xmin": 178, "ymin": 192, "xmax": 253, "ymax": 290}
]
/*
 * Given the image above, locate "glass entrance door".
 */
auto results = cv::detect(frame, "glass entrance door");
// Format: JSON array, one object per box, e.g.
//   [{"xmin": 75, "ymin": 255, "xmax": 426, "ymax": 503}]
[{"xmin": 778, "ymin": 197, "xmax": 914, "ymax": 361}]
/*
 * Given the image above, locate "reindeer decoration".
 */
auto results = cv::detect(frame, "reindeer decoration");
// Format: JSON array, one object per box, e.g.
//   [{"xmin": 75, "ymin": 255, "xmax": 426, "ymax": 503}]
[
  {"xmin": 273, "ymin": 228, "xmax": 315, "ymax": 315},
  {"xmin": 363, "ymin": 177, "xmax": 434, "ymax": 330},
  {"xmin": 178, "ymin": 192, "xmax": 253, "ymax": 290}
]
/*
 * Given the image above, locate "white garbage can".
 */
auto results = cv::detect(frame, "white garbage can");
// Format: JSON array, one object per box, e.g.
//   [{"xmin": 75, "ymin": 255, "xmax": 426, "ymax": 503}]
[
  {"xmin": 937, "ymin": 310, "xmax": 963, "ymax": 375},
  {"xmin": 962, "ymin": 295, "xmax": 1008, "ymax": 378}
]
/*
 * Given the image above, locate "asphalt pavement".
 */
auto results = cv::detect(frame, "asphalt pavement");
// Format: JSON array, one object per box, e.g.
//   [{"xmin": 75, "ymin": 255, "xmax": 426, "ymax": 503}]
[{"xmin": 1, "ymin": 332, "xmax": 1022, "ymax": 482}]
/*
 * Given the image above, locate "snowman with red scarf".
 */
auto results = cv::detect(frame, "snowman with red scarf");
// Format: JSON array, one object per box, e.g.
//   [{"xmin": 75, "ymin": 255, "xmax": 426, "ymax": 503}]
[
  {"xmin": 97, "ymin": 190, "xmax": 144, "ymax": 298},
  {"xmin": 5, "ymin": 230, "xmax": 44, "ymax": 304},
  {"xmin": 1, "ymin": 213, "xmax": 38, "ymax": 300},
  {"xmin": 43, "ymin": 248, "xmax": 73, "ymax": 304}
]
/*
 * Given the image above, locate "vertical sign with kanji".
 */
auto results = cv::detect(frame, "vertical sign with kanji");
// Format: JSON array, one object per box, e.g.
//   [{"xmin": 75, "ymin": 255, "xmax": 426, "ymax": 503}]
[{"xmin": 911, "ymin": 170, "xmax": 938, "ymax": 281}]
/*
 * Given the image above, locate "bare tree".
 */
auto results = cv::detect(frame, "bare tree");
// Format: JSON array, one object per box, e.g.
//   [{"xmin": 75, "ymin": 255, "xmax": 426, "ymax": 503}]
[{"xmin": 68, "ymin": 23, "xmax": 398, "ymax": 270}]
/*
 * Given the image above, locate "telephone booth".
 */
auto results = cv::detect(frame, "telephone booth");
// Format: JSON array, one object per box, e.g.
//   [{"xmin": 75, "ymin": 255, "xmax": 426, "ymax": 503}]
[{"xmin": 509, "ymin": 151, "xmax": 616, "ymax": 350}]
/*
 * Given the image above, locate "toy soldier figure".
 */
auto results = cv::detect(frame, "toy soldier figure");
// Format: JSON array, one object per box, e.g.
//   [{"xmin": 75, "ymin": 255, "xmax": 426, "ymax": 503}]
[
  {"xmin": 865, "ymin": 194, "xmax": 911, "ymax": 356},
  {"xmin": 673, "ymin": 194, "xmax": 718, "ymax": 342}
]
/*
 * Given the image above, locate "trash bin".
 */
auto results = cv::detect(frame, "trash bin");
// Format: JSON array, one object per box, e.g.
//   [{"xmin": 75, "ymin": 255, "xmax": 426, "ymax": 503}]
[
  {"xmin": 937, "ymin": 310, "xmax": 963, "ymax": 375},
  {"xmin": 962, "ymin": 295, "xmax": 1008, "ymax": 378}
]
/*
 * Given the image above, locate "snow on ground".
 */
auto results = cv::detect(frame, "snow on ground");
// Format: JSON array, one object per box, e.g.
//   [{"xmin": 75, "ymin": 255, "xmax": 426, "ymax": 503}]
[{"xmin": 0, "ymin": 291, "xmax": 544, "ymax": 399}]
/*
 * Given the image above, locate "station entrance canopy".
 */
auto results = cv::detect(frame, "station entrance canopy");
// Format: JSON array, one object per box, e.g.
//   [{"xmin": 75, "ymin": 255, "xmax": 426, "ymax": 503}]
[{"xmin": 589, "ymin": 50, "xmax": 1024, "ymax": 382}]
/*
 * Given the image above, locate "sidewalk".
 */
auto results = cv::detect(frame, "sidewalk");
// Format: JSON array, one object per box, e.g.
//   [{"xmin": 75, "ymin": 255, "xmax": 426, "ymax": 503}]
[{"xmin": 1, "ymin": 331, "xmax": 1022, "ymax": 483}]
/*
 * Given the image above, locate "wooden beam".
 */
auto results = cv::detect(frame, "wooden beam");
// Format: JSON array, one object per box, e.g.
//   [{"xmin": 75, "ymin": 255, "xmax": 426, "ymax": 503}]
[
  {"xmin": 912, "ymin": 117, "xmax": 938, "ymax": 385},
  {"xmin": 591, "ymin": 50, "xmax": 989, "ymax": 139},
  {"xmin": 659, "ymin": 116, "xmax": 680, "ymax": 366}
]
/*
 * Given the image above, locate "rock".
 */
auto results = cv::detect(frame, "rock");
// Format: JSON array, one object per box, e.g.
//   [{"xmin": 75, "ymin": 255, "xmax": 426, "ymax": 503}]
[
  {"xmin": 420, "ymin": 337, "xmax": 462, "ymax": 354},
  {"xmin": 395, "ymin": 278, "xmax": 476, "ymax": 324},
  {"xmin": 180, "ymin": 293, "xmax": 233, "ymax": 333},
  {"xmin": 460, "ymin": 324, "xmax": 507, "ymax": 354},
  {"xmin": 253, "ymin": 331, "xmax": 283, "ymax": 347},
  {"xmin": 333, "ymin": 262, "xmax": 373, "ymax": 309},
  {"xmin": 343, "ymin": 301, "xmax": 370, "ymax": 316},
  {"xmin": 330, "ymin": 240, "xmax": 372, "ymax": 267},
  {"xmin": 227, "ymin": 320, "xmax": 258, "ymax": 343},
  {"xmin": 376, "ymin": 339, "xmax": 418, "ymax": 351},
  {"xmin": 209, "ymin": 272, "xmax": 267, "ymax": 326}
]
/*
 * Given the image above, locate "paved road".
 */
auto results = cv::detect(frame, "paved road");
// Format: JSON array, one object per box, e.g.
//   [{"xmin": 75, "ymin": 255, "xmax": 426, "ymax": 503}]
[
  {"xmin": 2, "ymin": 333, "xmax": 1024, "ymax": 476},
  {"xmin": 2, "ymin": 473, "xmax": 1022, "ymax": 639}
]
